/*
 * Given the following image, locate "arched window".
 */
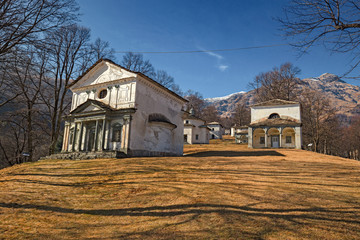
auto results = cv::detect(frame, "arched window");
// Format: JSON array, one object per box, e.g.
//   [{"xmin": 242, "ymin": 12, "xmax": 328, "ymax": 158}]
[
  {"xmin": 112, "ymin": 123, "xmax": 122, "ymax": 142},
  {"xmin": 269, "ymin": 113, "xmax": 280, "ymax": 119},
  {"xmin": 98, "ymin": 89, "xmax": 107, "ymax": 99}
]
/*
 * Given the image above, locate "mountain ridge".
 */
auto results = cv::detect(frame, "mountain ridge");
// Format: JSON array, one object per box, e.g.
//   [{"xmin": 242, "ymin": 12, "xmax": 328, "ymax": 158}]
[{"xmin": 206, "ymin": 73, "xmax": 360, "ymax": 120}]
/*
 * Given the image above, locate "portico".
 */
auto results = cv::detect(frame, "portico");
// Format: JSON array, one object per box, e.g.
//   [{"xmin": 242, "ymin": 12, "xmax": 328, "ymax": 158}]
[
  {"xmin": 249, "ymin": 125, "xmax": 299, "ymax": 148},
  {"xmin": 62, "ymin": 99, "xmax": 135, "ymax": 155}
]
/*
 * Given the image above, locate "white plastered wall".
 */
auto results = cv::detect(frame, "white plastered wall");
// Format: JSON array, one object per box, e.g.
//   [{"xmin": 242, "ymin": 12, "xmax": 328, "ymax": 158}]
[
  {"xmin": 129, "ymin": 78, "xmax": 185, "ymax": 155},
  {"xmin": 183, "ymin": 119, "xmax": 209, "ymax": 144},
  {"xmin": 251, "ymin": 104, "xmax": 301, "ymax": 123}
]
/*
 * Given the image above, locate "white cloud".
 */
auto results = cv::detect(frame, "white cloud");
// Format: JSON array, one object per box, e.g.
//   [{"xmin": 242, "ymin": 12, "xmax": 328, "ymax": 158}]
[
  {"xmin": 197, "ymin": 46, "xmax": 229, "ymax": 71},
  {"xmin": 205, "ymin": 51, "xmax": 223, "ymax": 60},
  {"xmin": 218, "ymin": 65, "xmax": 229, "ymax": 71}
]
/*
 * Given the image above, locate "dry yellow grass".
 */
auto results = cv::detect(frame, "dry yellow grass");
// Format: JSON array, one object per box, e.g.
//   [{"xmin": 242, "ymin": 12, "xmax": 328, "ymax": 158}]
[{"xmin": 0, "ymin": 138, "xmax": 359, "ymax": 239}]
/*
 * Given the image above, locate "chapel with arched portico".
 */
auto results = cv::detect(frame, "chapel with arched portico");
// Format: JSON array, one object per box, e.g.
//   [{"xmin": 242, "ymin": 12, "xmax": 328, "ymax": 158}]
[{"xmin": 248, "ymin": 99, "xmax": 302, "ymax": 149}]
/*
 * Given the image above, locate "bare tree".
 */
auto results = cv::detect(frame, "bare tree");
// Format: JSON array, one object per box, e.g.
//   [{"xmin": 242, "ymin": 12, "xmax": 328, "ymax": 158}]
[
  {"xmin": 40, "ymin": 24, "xmax": 91, "ymax": 154},
  {"xmin": 170, "ymin": 83, "xmax": 184, "ymax": 96},
  {"xmin": 299, "ymin": 89, "xmax": 337, "ymax": 152},
  {"xmin": 154, "ymin": 70, "xmax": 175, "ymax": 88},
  {"xmin": 184, "ymin": 90, "xmax": 206, "ymax": 118},
  {"xmin": 0, "ymin": 0, "xmax": 78, "ymax": 58},
  {"xmin": 232, "ymin": 102, "xmax": 250, "ymax": 126},
  {"xmin": 0, "ymin": 45, "xmax": 50, "ymax": 165},
  {"xmin": 90, "ymin": 38, "xmax": 116, "ymax": 62},
  {"xmin": 201, "ymin": 105, "xmax": 220, "ymax": 123},
  {"xmin": 121, "ymin": 52, "xmax": 155, "ymax": 76},
  {"xmin": 279, "ymin": 0, "xmax": 360, "ymax": 74},
  {"xmin": 250, "ymin": 62, "xmax": 300, "ymax": 102},
  {"xmin": 0, "ymin": 0, "xmax": 79, "ymax": 109}
]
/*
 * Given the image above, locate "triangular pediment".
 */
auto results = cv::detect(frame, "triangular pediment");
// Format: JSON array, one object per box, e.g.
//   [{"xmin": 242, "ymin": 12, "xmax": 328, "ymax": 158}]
[
  {"xmin": 70, "ymin": 100, "xmax": 112, "ymax": 114},
  {"xmin": 70, "ymin": 59, "xmax": 137, "ymax": 90},
  {"xmin": 82, "ymin": 104, "xmax": 102, "ymax": 112}
]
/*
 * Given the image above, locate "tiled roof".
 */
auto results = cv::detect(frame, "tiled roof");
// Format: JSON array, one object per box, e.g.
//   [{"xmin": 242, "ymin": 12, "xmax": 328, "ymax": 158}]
[
  {"xmin": 249, "ymin": 118, "xmax": 301, "ymax": 127},
  {"xmin": 251, "ymin": 99, "xmax": 299, "ymax": 107}
]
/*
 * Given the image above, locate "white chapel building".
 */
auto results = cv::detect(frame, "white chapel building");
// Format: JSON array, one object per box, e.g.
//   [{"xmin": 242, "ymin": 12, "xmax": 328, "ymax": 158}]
[
  {"xmin": 207, "ymin": 122, "xmax": 224, "ymax": 139},
  {"xmin": 183, "ymin": 110, "xmax": 210, "ymax": 144},
  {"xmin": 248, "ymin": 99, "xmax": 302, "ymax": 149},
  {"xmin": 61, "ymin": 59, "xmax": 188, "ymax": 158}
]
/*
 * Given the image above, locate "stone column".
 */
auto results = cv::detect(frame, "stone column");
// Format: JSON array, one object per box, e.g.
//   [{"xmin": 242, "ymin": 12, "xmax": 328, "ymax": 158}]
[
  {"xmin": 123, "ymin": 116, "xmax": 131, "ymax": 153},
  {"xmin": 77, "ymin": 121, "xmax": 83, "ymax": 151},
  {"xmin": 101, "ymin": 118, "xmax": 106, "ymax": 151},
  {"xmin": 72, "ymin": 122, "xmax": 77, "ymax": 152},
  {"xmin": 247, "ymin": 127, "xmax": 253, "ymax": 148},
  {"xmin": 295, "ymin": 126, "xmax": 302, "ymax": 149},
  {"xmin": 264, "ymin": 128, "xmax": 268, "ymax": 148},
  {"xmin": 62, "ymin": 123, "xmax": 69, "ymax": 152},
  {"xmin": 67, "ymin": 124, "xmax": 72, "ymax": 152},
  {"xmin": 93, "ymin": 120, "xmax": 99, "ymax": 151},
  {"xmin": 105, "ymin": 120, "xmax": 111, "ymax": 150},
  {"xmin": 279, "ymin": 127, "xmax": 282, "ymax": 148},
  {"xmin": 108, "ymin": 86, "xmax": 112, "ymax": 107}
]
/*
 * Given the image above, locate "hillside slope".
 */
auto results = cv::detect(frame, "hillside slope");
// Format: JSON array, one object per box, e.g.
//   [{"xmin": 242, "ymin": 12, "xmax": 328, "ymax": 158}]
[
  {"xmin": 206, "ymin": 73, "xmax": 360, "ymax": 118},
  {"xmin": 0, "ymin": 140, "xmax": 359, "ymax": 239}
]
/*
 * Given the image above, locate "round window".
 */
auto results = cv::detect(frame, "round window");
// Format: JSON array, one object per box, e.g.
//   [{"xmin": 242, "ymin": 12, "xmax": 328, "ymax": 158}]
[{"xmin": 98, "ymin": 89, "xmax": 107, "ymax": 99}]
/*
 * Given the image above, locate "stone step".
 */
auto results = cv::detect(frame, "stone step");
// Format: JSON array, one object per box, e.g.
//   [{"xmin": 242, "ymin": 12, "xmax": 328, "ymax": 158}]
[{"xmin": 41, "ymin": 151, "xmax": 125, "ymax": 160}]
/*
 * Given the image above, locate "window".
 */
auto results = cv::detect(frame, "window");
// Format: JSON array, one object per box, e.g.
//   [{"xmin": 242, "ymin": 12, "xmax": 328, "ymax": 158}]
[
  {"xmin": 260, "ymin": 136, "xmax": 265, "ymax": 144},
  {"xmin": 286, "ymin": 136, "xmax": 292, "ymax": 144},
  {"xmin": 112, "ymin": 124, "xmax": 122, "ymax": 142},
  {"xmin": 269, "ymin": 113, "xmax": 280, "ymax": 119},
  {"xmin": 186, "ymin": 120, "xmax": 189, "ymax": 124},
  {"xmin": 196, "ymin": 134, "xmax": 199, "ymax": 140},
  {"xmin": 98, "ymin": 89, "xmax": 107, "ymax": 99}
]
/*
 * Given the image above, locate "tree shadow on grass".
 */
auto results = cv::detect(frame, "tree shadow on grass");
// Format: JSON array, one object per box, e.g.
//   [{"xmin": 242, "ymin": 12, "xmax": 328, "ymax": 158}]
[
  {"xmin": 185, "ymin": 151, "xmax": 285, "ymax": 157},
  {"xmin": 0, "ymin": 202, "xmax": 358, "ymax": 225}
]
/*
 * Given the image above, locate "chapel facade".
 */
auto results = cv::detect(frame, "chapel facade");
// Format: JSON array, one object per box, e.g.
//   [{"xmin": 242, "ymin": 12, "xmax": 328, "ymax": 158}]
[
  {"xmin": 207, "ymin": 122, "xmax": 224, "ymax": 139},
  {"xmin": 61, "ymin": 59, "xmax": 187, "ymax": 158},
  {"xmin": 183, "ymin": 111, "xmax": 210, "ymax": 144},
  {"xmin": 248, "ymin": 99, "xmax": 302, "ymax": 149}
]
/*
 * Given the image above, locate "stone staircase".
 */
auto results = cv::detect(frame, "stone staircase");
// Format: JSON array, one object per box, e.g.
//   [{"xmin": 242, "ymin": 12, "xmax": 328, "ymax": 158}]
[{"xmin": 41, "ymin": 151, "xmax": 127, "ymax": 160}]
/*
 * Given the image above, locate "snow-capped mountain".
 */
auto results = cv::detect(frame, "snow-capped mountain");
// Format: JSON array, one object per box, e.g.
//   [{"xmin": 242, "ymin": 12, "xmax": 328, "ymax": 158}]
[
  {"xmin": 206, "ymin": 73, "xmax": 360, "ymax": 121},
  {"xmin": 205, "ymin": 92, "xmax": 246, "ymax": 103}
]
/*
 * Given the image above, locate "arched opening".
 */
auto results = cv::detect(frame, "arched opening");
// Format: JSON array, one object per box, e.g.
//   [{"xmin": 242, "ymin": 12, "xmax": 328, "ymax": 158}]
[
  {"xmin": 253, "ymin": 128, "xmax": 265, "ymax": 148},
  {"xmin": 269, "ymin": 113, "xmax": 280, "ymax": 119},
  {"xmin": 268, "ymin": 128, "xmax": 280, "ymax": 148},
  {"xmin": 282, "ymin": 127, "xmax": 296, "ymax": 148}
]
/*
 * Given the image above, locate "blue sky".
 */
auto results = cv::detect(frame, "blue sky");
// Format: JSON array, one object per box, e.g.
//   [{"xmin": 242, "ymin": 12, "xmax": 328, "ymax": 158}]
[{"xmin": 77, "ymin": 0, "xmax": 360, "ymax": 98}]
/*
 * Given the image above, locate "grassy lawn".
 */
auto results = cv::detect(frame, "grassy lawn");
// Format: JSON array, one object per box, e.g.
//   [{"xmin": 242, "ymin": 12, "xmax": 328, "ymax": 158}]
[{"xmin": 0, "ymin": 137, "xmax": 359, "ymax": 239}]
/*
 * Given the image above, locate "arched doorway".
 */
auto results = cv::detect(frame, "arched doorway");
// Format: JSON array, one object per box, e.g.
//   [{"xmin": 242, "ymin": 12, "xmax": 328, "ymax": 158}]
[{"xmin": 268, "ymin": 128, "xmax": 280, "ymax": 148}]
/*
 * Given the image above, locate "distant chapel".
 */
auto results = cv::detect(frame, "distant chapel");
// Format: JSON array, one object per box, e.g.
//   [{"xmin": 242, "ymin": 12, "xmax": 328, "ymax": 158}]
[{"xmin": 248, "ymin": 99, "xmax": 302, "ymax": 149}]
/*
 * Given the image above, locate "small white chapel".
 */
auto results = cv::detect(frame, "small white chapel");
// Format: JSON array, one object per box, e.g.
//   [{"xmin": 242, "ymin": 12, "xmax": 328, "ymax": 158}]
[
  {"xmin": 248, "ymin": 99, "xmax": 302, "ymax": 149},
  {"xmin": 183, "ymin": 109, "xmax": 210, "ymax": 144}
]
